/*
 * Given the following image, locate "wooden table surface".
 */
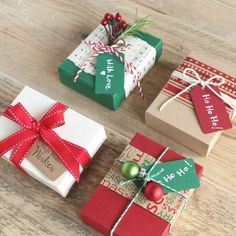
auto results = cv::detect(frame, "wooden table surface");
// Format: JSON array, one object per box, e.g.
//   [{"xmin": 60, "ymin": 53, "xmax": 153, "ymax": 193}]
[{"xmin": 0, "ymin": 0, "xmax": 236, "ymax": 235}]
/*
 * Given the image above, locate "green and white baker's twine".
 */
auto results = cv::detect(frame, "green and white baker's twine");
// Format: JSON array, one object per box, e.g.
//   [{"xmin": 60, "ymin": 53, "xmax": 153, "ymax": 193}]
[{"xmin": 110, "ymin": 147, "xmax": 188, "ymax": 236}]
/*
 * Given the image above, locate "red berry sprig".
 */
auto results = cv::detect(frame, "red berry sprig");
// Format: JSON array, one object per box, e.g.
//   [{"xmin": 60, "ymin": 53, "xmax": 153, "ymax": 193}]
[
  {"xmin": 101, "ymin": 12, "xmax": 128, "ymax": 45},
  {"xmin": 115, "ymin": 12, "xmax": 122, "ymax": 22}
]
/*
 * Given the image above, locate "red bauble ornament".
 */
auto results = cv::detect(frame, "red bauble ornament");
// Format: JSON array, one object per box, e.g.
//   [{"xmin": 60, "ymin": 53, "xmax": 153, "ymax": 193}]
[
  {"xmin": 144, "ymin": 182, "xmax": 164, "ymax": 202},
  {"xmin": 120, "ymin": 20, "xmax": 127, "ymax": 29},
  {"xmin": 115, "ymin": 12, "xmax": 122, "ymax": 22},
  {"xmin": 101, "ymin": 18, "xmax": 108, "ymax": 26}
]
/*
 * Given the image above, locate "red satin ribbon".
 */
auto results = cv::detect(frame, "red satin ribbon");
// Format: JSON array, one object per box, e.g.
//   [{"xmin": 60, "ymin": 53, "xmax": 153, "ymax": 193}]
[{"xmin": 0, "ymin": 102, "xmax": 91, "ymax": 182}]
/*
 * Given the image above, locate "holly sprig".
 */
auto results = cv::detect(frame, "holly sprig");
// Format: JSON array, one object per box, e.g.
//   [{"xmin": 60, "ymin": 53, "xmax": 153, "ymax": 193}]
[{"xmin": 101, "ymin": 12, "xmax": 154, "ymax": 45}]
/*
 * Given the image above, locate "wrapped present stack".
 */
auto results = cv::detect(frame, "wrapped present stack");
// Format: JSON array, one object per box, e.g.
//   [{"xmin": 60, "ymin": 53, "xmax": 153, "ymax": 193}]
[
  {"xmin": 145, "ymin": 52, "xmax": 236, "ymax": 156},
  {"xmin": 0, "ymin": 87, "xmax": 107, "ymax": 197},
  {"xmin": 58, "ymin": 13, "xmax": 163, "ymax": 110},
  {"xmin": 81, "ymin": 133, "xmax": 203, "ymax": 236}
]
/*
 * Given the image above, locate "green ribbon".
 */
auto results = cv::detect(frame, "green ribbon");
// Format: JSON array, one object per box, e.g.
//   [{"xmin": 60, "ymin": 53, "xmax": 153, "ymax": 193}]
[{"xmin": 110, "ymin": 147, "xmax": 188, "ymax": 236}]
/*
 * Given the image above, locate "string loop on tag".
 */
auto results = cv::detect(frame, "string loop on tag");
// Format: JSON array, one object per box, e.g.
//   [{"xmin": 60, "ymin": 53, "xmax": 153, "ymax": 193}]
[{"xmin": 160, "ymin": 68, "xmax": 236, "ymax": 112}]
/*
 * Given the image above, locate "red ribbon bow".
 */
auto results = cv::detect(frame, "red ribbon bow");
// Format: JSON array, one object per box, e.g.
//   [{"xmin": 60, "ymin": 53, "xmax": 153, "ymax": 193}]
[{"xmin": 0, "ymin": 102, "xmax": 91, "ymax": 181}]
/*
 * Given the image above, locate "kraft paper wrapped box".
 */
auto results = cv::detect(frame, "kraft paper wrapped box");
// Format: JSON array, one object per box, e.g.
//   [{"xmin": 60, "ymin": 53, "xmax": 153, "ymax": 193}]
[
  {"xmin": 0, "ymin": 86, "xmax": 107, "ymax": 197},
  {"xmin": 58, "ymin": 24, "xmax": 163, "ymax": 110},
  {"xmin": 81, "ymin": 133, "xmax": 203, "ymax": 236},
  {"xmin": 145, "ymin": 52, "xmax": 236, "ymax": 156}
]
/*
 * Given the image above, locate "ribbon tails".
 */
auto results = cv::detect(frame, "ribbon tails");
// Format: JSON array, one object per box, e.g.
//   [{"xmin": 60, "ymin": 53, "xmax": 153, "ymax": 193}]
[{"xmin": 0, "ymin": 102, "xmax": 91, "ymax": 181}]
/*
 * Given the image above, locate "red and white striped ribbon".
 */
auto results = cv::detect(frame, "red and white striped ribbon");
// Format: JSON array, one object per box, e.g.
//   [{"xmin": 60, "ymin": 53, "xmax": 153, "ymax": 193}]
[{"xmin": 73, "ymin": 39, "xmax": 144, "ymax": 99}]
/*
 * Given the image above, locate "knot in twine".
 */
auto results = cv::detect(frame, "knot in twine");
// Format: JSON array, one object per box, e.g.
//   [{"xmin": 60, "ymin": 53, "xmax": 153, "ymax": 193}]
[{"xmin": 160, "ymin": 68, "xmax": 236, "ymax": 113}]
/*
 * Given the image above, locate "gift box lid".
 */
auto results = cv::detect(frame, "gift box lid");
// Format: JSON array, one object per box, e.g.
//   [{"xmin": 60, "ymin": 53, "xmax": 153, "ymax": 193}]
[
  {"xmin": 80, "ymin": 133, "xmax": 203, "ymax": 236},
  {"xmin": 145, "ymin": 51, "xmax": 236, "ymax": 156}
]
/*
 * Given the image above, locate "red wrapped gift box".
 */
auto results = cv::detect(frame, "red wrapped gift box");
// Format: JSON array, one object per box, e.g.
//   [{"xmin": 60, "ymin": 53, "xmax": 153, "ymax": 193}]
[{"xmin": 81, "ymin": 133, "xmax": 203, "ymax": 236}]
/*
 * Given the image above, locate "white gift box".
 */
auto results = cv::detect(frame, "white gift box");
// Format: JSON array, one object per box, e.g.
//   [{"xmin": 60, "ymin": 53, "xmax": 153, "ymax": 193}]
[{"xmin": 0, "ymin": 86, "xmax": 107, "ymax": 197}]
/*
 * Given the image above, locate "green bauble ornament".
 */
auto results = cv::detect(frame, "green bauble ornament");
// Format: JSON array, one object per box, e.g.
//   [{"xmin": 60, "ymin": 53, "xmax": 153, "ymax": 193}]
[{"xmin": 121, "ymin": 161, "xmax": 140, "ymax": 179}]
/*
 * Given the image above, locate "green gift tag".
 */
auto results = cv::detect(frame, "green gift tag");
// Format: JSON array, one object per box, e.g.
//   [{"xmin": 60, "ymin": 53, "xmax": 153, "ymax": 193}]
[
  {"xmin": 149, "ymin": 158, "xmax": 200, "ymax": 193},
  {"xmin": 95, "ymin": 52, "xmax": 124, "ymax": 95}
]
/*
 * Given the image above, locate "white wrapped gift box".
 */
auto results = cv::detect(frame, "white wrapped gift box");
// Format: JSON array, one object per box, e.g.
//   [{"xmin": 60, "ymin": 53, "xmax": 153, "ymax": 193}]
[{"xmin": 0, "ymin": 86, "xmax": 107, "ymax": 197}]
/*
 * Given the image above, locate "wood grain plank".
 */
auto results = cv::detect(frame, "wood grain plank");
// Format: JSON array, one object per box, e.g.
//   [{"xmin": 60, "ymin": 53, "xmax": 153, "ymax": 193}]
[
  {"xmin": 0, "ymin": 0, "xmax": 236, "ymax": 235},
  {"xmin": 132, "ymin": 0, "xmax": 236, "ymax": 46}
]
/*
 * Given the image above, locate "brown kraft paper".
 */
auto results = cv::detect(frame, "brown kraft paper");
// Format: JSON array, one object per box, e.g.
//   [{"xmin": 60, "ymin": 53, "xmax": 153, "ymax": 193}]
[{"xmin": 27, "ymin": 141, "xmax": 67, "ymax": 181}]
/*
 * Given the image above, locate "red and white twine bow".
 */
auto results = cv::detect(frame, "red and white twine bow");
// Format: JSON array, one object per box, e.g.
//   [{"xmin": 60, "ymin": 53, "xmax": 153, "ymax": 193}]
[
  {"xmin": 73, "ymin": 39, "xmax": 144, "ymax": 99},
  {"xmin": 160, "ymin": 68, "xmax": 236, "ymax": 112},
  {"xmin": 0, "ymin": 102, "xmax": 91, "ymax": 181}
]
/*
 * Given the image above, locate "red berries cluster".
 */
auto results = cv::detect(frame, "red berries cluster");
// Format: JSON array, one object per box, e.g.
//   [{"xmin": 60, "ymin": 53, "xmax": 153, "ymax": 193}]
[{"xmin": 101, "ymin": 12, "xmax": 128, "ymax": 45}]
